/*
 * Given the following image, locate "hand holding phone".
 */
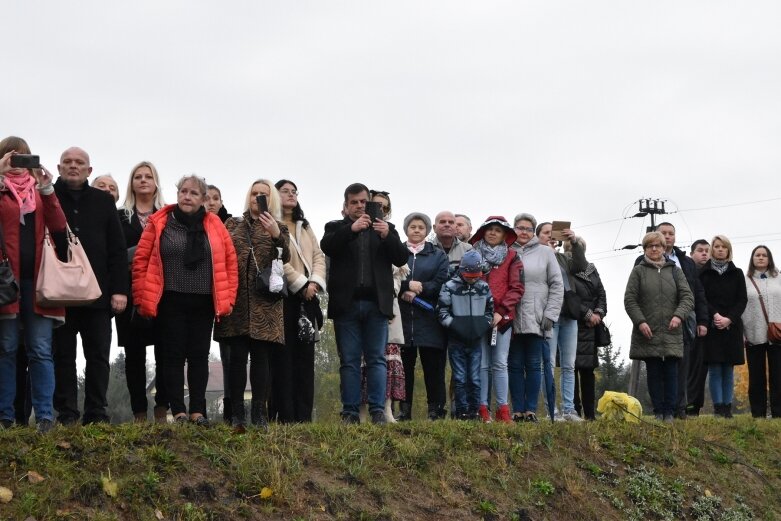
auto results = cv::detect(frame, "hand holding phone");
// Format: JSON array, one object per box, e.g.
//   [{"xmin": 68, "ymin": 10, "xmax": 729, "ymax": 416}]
[{"xmin": 365, "ymin": 201, "xmax": 383, "ymax": 222}]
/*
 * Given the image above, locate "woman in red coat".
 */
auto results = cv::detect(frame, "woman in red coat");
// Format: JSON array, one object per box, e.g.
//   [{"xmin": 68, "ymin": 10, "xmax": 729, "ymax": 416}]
[
  {"xmin": 0, "ymin": 137, "xmax": 67, "ymax": 432},
  {"xmin": 133, "ymin": 175, "xmax": 238, "ymax": 426},
  {"xmin": 469, "ymin": 216, "xmax": 524, "ymax": 423}
]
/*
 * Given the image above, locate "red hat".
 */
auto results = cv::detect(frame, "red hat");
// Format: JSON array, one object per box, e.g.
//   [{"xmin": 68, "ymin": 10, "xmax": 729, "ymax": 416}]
[{"xmin": 469, "ymin": 216, "xmax": 517, "ymax": 246}]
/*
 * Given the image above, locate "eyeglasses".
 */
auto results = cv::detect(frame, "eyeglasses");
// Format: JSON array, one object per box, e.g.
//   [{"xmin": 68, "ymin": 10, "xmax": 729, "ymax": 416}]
[
  {"xmin": 380, "ymin": 205, "xmax": 390, "ymax": 213},
  {"xmin": 279, "ymin": 189, "xmax": 298, "ymax": 196},
  {"xmin": 515, "ymin": 226, "xmax": 534, "ymax": 233},
  {"xmin": 646, "ymin": 244, "xmax": 664, "ymax": 249}
]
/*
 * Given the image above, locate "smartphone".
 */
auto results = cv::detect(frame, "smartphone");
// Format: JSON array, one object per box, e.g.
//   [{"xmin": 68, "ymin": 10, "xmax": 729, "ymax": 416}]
[
  {"xmin": 365, "ymin": 201, "xmax": 382, "ymax": 221},
  {"xmin": 9, "ymin": 154, "xmax": 40, "ymax": 169},
  {"xmin": 256, "ymin": 194, "xmax": 269, "ymax": 214}
]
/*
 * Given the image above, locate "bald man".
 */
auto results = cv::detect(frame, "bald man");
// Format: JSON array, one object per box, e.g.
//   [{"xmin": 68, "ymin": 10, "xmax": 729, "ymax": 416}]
[
  {"xmin": 430, "ymin": 211, "xmax": 472, "ymax": 275},
  {"xmin": 53, "ymin": 147, "xmax": 128, "ymax": 425}
]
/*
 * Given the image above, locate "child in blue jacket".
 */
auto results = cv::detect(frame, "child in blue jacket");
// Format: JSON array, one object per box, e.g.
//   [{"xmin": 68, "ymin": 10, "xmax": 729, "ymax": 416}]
[{"xmin": 438, "ymin": 250, "xmax": 494, "ymax": 419}]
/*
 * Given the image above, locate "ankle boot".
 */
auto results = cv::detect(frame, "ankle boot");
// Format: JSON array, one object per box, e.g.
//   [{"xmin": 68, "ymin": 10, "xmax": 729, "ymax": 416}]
[
  {"xmin": 153, "ymin": 406, "xmax": 168, "ymax": 424},
  {"xmin": 397, "ymin": 402, "xmax": 412, "ymax": 421},
  {"xmin": 232, "ymin": 400, "xmax": 246, "ymax": 428},
  {"xmin": 723, "ymin": 403, "xmax": 733, "ymax": 419},
  {"xmin": 134, "ymin": 412, "xmax": 147, "ymax": 423},
  {"xmin": 714, "ymin": 403, "xmax": 724, "ymax": 417},
  {"xmin": 427, "ymin": 404, "xmax": 446, "ymax": 421},
  {"xmin": 251, "ymin": 400, "xmax": 269, "ymax": 431},
  {"xmin": 222, "ymin": 398, "xmax": 232, "ymax": 423}
]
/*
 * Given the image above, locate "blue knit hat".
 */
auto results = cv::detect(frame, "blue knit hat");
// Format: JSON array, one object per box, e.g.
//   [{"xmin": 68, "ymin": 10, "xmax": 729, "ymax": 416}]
[{"xmin": 459, "ymin": 250, "xmax": 483, "ymax": 278}]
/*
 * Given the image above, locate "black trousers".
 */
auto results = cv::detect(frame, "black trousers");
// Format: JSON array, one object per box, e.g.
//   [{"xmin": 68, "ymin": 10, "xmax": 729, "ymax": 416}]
[
  {"xmin": 229, "ymin": 336, "xmax": 273, "ymax": 421},
  {"xmin": 674, "ymin": 337, "xmax": 694, "ymax": 415},
  {"xmin": 53, "ymin": 307, "xmax": 112, "ymax": 423},
  {"xmin": 268, "ymin": 296, "xmax": 315, "ymax": 423},
  {"xmin": 158, "ymin": 292, "xmax": 214, "ymax": 416},
  {"xmin": 574, "ymin": 368, "xmax": 596, "ymax": 420},
  {"xmin": 401, "ymin": 345, "xmax": 447, "ymax": 408},
  {"xmin": 124, "ymin": 339, "xmax": 168, "ymax": 414},
  {"xmin": 746, "ymin": 343, "xmax": 781, "ymax": 418},
  {"xmin": 687, "ymin": 336, "xmax": 709, "ymax": 414}
]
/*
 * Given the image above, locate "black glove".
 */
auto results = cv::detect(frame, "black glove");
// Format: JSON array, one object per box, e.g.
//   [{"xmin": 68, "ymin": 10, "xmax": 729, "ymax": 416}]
[{"xmin": 540, "ymin": 317, "xmax": 554, "ymax": 331}]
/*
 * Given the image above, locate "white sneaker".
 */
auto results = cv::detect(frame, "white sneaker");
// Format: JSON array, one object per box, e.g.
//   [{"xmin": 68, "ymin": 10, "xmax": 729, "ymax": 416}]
[{"xmin": 562, "ymin": 411, "xmax": 584, "ymax": 422}]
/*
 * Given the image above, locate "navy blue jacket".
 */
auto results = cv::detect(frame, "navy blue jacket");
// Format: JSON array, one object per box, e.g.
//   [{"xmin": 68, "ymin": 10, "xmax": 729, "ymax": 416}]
[
  {"xmin": 438, "ymin": 273, "xmax": 494, "ymax": 344},
  {"xmin": 399, "ymin": 242, "xmax": 449, "ymax": 348}
]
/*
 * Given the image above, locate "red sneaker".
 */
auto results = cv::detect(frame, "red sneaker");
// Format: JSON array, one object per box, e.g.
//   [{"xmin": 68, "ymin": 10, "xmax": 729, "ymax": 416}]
[
  {"xmin": 495, "ymin": 404, "xmax": 512, "ymax": 423},
  {"xmin": 478, "ymin": 405, "xmax": 492, "ymax": 423}
]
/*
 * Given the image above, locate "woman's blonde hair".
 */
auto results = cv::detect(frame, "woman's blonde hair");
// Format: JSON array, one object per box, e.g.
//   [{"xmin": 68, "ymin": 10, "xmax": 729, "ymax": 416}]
[
  {"xmin": 120, "ymin": 161, "xmax": 166, "ymax": 218},
  {"xmin": 244, "ymin": 179, "xmax": 281, "ymax": 220},
  {"xmin": 710, "ymin": 235, "xmax": 733, "ymax": 261}
]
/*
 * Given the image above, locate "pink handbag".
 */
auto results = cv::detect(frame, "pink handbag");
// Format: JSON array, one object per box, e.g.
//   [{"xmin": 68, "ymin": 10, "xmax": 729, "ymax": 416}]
[{"xmin": 36, "ymin": 225, "xmax": 102, "ymax": 307}]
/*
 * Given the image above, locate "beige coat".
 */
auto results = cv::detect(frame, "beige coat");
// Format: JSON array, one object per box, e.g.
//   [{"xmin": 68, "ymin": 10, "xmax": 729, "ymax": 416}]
[{"xmin": 283, "ymin": 220, "xmax": 327, "ymax": 294}]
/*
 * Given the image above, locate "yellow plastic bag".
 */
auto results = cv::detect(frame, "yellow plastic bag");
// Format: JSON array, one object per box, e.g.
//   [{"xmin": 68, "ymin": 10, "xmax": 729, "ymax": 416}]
[{"xmin": 597, "ymin": 391, "xmax": 643, "ymax": 423}]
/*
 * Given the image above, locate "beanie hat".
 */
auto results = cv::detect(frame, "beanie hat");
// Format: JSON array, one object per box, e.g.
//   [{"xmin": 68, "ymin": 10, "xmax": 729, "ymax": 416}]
[
  {"xmin": 459, "ymin": 250, "xmax": 483, "ymax": 278},
  {"xmin": 403, "ymin": 212, "xmax": 432, "ymax": 236}
]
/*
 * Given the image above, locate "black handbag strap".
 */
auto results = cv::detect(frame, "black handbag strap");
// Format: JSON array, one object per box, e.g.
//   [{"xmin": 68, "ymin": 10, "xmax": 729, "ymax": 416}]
[{"xmin": 748, "ymin": 276, "xmax": 771, "ymax": 326}]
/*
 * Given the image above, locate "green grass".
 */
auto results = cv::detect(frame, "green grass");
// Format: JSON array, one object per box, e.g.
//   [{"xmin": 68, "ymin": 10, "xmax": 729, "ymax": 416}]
[{"xmin": 1, "ymin": 416, "xmax": 780, "ymax": 520}]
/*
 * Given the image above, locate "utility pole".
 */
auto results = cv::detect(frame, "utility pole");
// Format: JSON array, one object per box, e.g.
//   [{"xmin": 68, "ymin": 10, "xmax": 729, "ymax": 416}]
[{"xmin": 627, "ymin": 198, "xmax": 668, "ymax": 398}]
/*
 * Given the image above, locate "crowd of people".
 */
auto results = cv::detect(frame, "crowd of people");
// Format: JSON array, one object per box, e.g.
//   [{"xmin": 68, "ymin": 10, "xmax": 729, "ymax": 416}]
[{"xmin": 0, "ymin": 135, "xmax": 779, "ymax": 434}]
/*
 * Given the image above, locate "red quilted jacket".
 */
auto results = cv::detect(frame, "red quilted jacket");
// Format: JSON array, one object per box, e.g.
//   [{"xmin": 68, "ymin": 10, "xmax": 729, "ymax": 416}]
[
  {"xmin": 132, "ymin": 205, "xmax": 238, "ymax": 318},
  {"xmin": 481, "ymin": 248, "xmax": 525, "ymax": 325}
]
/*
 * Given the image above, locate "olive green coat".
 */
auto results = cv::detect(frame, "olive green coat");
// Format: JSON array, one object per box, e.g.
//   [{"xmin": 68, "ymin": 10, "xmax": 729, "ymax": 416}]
[{"xmin": 624, "ymin": 259, "xmax": 694, "ymax": 360}]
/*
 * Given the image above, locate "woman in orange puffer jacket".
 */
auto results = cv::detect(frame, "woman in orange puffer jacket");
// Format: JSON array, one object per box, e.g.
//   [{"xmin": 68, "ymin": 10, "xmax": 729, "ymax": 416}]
[{"xmin": 133, "ymin": 175, "xmax": 237, "ymax": 426}]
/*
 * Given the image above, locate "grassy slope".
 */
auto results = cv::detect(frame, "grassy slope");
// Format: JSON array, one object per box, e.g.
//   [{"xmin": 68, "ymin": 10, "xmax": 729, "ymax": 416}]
[{"xmin": 1, "ymin": 417, "xmax": 780, "ymax": 521}]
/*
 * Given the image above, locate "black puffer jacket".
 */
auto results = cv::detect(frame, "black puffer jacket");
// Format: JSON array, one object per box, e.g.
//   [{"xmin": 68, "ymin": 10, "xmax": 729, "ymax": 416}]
[{"xmin": 573, "ymin": 263, "xmax": 607, "ymax": 369}]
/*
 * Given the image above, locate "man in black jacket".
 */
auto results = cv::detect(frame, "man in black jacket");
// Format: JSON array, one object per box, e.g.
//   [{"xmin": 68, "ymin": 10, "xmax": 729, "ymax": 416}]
[
  {"xmin": 320, "ymin": 183, "xmax": 408, "ymax": 424},
  {"xmin": 636, "ymin": 222, "xmax": 708, "ymax": 418},
  {"xmin": 53, "ymin": 147, "xmax": 128, "ymax": 424}
]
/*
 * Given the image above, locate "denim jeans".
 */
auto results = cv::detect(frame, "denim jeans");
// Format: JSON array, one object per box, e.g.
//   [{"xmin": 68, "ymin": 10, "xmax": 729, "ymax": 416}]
[
  {"xmin": 508, "ymin": 333, "xmax": 545, "ymax": 413},
  {"xmin": 450, "ymin": 342, "xmax": 481, "ymax": 414},
  {"xmin": 645, "ymin": 357, "xmax": 679, "ymax": 416},
  {"xmin": 334, "ymin": 299, "xmax": 388, "ymax": 416},
  {"xmin": 480, "ymin": 328, "xmax": 511, "ymax": 407},
  {"xmin": 549, "ymin": 318, "xmax": 578, "ymax": 412},
  {"xmin": 0, "ymin": 279, "xmax": 56, "ymax": 422},
  {"xmin": 708, "ymin": 363, "xmax": 734, "ymax": 405}
]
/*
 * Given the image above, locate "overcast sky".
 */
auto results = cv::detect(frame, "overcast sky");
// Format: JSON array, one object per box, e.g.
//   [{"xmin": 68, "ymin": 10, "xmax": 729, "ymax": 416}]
[{"xmin": 7, "ymin": 2, "xmax": 781, "ymax": 366}]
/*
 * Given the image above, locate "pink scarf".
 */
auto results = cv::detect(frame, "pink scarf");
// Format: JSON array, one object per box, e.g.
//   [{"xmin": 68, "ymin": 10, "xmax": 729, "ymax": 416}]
[
  {"xmin": 3, "ymin": 170, "xmax": 37, "ymax": 223},
  {"xmin": 407, "ymin": 241, "xmax": 425, "ymax": 255}
]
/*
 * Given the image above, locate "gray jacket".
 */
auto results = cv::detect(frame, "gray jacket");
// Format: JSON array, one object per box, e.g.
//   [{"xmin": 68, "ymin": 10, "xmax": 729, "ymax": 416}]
[
  {"xmin": 624, "ymin": 259, "xmax": 694, "ymax": 360},
  {"xmin": 510, "ymin": 237, "xmax": 564, "ymax": 338},
  {"xmin": 430, "ymin": 236, "xmax": 472, "ymax": 275}
]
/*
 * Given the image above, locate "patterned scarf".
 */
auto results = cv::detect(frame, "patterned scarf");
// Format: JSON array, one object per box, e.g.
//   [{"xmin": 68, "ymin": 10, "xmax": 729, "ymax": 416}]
[
  {"xmin": 3, "ymin": 170, "xmax": 37, "ymax": 224},
  {"xmin": 473, "ymin": 239, "xmax": 508, "ymax": 267},
  {"xmin": 710, "ymin": 259, "xmax": 729, "ymax": 275}
]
